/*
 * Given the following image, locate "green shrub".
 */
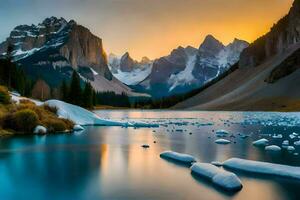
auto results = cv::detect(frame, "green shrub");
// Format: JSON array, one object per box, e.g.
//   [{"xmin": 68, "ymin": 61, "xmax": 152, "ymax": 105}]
[
  {"xmin": 61, "ymin": 118, "xmax": 74, "ymax": 130},
  {"xmin": 42, "ymin": 118, "xmax": 67, "ymax": 133},
  {"xmin": 13, "ymin": 109, "xmax": 39, "ymax": 133},
  {"xmin": 0, "ymin": 86, "xmax": 11, "ymax": 104},
  {"xmin": 42, "ymin": 104, "xmax": 58, "ymax": 114},
  {"xmin": 19, "ymin": 99, "xmax": 36, "ymax": 105}
]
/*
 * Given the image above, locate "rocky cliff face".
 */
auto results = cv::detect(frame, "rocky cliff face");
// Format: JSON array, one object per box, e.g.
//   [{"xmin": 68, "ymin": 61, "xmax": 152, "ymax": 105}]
[
  {"xmin": 239, "ymin": 0, "xmax": 300, "ymax": 68},
  {"xmin": 0, "ymin": 16, "xmax": 112, "ymax": 80},
  {"xmin": 150, "ymin": 46, "xmax": 188, "ymax": 85},
  {"xmin": 119, "ymin": 52, "xmax": 137, "ymax": 72}
]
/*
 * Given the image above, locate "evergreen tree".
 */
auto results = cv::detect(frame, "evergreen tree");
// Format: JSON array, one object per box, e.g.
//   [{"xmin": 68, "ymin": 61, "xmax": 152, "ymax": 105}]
[
  {"xmin": 68, "ymin": 71, "xmax": 82, "ymax": 105},
  {"xmin": 60, "ymin": 79, "xmax": 69, "ymax": 101},
  {"xmin": 92, "ymin": 90, "xmax": 97, "ymax": 106},
  {"xmin": 82, "ymin": 81, "xmax": 93, "ymax": 108}
]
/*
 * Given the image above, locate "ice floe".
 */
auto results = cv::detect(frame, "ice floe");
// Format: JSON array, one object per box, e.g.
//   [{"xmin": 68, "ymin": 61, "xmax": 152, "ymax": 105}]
[
  {"xmin": 160, "ymin": 151, "xmax": 196, "ymax": 164},
  {"xmin": 287, "ymin": 146, "xmax": 295, "ymax": 152},
  {"xmin": 265, "ymin": 145, "xmax": 281, "ymax": 152},
  {"xmin": 215, "ymin": 139, "xmax": 231, "ymax": 145},
  {"xmin": 252, "ymin": 138, "xmax": 269, "ymax": 147},
  {"xmin": 191, "ymin": 163, "xmax": 242, "ymax": 191},
  {"xmin": 216, "ymin": 130, "xmax": 229, "ymax": 137},
  {"xmin": 272, "ymin": 134, "xmax": 283, "ymax": 139},
  {"xmin": 282, "ymin": 140, "xmax": 289, "ymax": 148},
  {"xmin": 223, "ymin": 158, "xmax": 300, "ymax": 180},
  {"xmin": 294, "ymin": 141, "xmax": 300, "ymax": 146}
]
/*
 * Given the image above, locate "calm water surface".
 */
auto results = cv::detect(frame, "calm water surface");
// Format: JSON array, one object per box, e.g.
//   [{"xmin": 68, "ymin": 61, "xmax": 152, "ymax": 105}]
[{"xmin": 1, "ymin": 110, "xmax": 300, "ymax": 200}]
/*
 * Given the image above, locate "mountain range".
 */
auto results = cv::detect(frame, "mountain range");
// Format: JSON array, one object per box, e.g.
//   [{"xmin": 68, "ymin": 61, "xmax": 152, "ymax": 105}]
[
  {"xmin": 109, "ymin": 35, "xmax": 248, "ymax": 98},
  {"xmin": 175, "ymin": 0, "xmax": 300, "ymax": 111},
  {"xmin": 0, "ymin": 16, "xmax": 247, "ymax": 99},
  {"xmin": 0, "ymin": 17, "xmax": 143, "ymax": 96}
]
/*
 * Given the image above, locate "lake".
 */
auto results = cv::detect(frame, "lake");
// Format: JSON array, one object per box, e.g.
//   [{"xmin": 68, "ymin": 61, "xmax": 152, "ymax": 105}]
[{"xmin": 1, "ymin": 110, "xmax": 300, "ymax": 200}]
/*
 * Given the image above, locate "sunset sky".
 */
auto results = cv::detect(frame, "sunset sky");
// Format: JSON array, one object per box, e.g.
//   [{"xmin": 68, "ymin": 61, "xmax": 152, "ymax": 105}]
[{"xmin": 0, "ymin": 0, "xmax": 294, "ymax": 60}]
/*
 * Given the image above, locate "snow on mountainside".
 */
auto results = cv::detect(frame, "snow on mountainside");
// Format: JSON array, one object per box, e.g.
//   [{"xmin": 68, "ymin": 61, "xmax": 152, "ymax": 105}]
[
  {"xmin": 0, "ymin": 17, "xmax": 143, "ymax": 96},
  {"xmin": 137, "ymin": 36, "xmax": 248, "ymax": 98},
  {"xmin": 108, "ymin": 53, "xmax": 153, "ymax": 86}
]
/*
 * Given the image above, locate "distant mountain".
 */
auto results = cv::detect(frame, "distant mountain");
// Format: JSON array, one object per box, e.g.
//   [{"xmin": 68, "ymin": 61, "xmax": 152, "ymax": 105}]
[
  {"xmin": 0, "ymin": 17, "xmax": 143, "ymax": 96},
  {"xmin": 174, "ymin": 0, "xmax": 300, "ymax": 111},
  {"xmin": 108, "ymin": 52, "xmax": 153, "ymax": 86},
  {"xmin": 137, "ymin": 35, "xmax": 248, "ymax": 98}
]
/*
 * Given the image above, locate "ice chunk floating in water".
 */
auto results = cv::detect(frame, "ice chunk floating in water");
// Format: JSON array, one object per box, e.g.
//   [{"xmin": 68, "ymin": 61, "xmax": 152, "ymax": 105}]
[
  {"xmin": 191, "ymin": 163, "xmax": 242, "ymax": 191},
  {"xmin": 215, "ymin": 139, "xmax": 231, "ymax": 145},
  {"xmin": 265, "ymin": 145, "xmax": 281, "ymax": 152},
  {"xmin": 223, "ymin": 158, "xmax": 300, "ymax": 180},
  {"xmin": 216, "ymin": 130, "xmax": 229, "ymax": 137},
  {"xmin": 253, "ymin": 138, "xmax": 269, "ymax": 147},
  {"xmin": 160, "ymin": 151, "xmax": 196, "ymax": 164}
]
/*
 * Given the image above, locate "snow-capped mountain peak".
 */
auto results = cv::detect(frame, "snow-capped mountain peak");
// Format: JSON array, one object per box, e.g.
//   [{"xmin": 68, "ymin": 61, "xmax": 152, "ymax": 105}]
[
  {"xmin": 199, "ymin": 34, "xmax": 225, "ymax": 55},
  {"xmin": 108, "ymin": 52, "xmax": 153, "ymax": 86}
]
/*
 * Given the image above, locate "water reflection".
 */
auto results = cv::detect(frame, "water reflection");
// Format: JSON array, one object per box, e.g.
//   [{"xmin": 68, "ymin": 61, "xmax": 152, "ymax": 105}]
[{"xmin": 0, "ymin": 111, "xmax": 300, "ymax": 199}]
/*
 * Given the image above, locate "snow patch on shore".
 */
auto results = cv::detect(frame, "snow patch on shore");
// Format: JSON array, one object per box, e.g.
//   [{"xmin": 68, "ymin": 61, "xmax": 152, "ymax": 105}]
[
  {"xmin": 10, "ymin": 93, "xmax": 158, "ymax": 128},
  {"xmin": 45, "ymin": 100, "xmax": 158, "ymax": 127}
]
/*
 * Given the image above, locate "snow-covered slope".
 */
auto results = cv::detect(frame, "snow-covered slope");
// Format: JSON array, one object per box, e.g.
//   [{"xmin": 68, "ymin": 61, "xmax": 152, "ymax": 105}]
[
  {"xmin": 45, "ymin": 100, "xmax": 125, "ymax": 126},
  {"xmin": 111, "ymin": 67, "xmax": 152, "ymax": 86},
  {"xmin": 108, "ymin": 53, "xmax": 153, "ymax": 86},
  {"xmin": 10, "ymin": 93, "xmax": 156, "ymax": 127}
]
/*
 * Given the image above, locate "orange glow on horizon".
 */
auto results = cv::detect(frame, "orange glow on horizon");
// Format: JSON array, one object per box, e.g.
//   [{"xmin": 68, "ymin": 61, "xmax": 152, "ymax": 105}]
[{"xmin": 91, "ymin": 0, "xmax": 294, "ymax": 60}]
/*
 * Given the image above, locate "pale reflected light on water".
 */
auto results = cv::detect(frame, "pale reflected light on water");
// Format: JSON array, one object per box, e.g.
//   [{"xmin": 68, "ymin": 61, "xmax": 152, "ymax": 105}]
[{"xmin": 0, "ymin": 110, "xmax": 300, "ymax": 199}]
